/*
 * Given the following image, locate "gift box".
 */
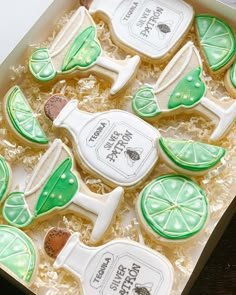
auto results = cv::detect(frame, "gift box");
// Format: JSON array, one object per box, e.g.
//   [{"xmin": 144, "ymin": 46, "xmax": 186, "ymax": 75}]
[{"xmin": 0, "ymin": 0, "xmax": 235, "ymax": 294}]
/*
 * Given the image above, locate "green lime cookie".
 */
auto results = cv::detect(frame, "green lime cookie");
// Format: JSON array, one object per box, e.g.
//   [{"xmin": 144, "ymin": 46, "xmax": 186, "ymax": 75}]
[
  {"xmin": 138, "ymin": 175, "xmax": 208, "ymax": 240},
  {"xmin": 0, "ymin": 156, "xmax": 10, "ymax": 203}
]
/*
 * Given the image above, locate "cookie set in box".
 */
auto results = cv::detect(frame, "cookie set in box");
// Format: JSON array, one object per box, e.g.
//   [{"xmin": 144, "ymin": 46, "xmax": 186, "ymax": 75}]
[{"xmin": 0, "ymin": 0, "xmax": 235, "ymax": 294}]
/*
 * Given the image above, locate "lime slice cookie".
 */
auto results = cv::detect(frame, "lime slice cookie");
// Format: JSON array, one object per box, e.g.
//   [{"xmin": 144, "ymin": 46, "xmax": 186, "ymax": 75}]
[
  {"xmin": 0, "ymin": 156, "xmax": 11, "ymax": 203},
  {"xmin": 137, "ymin": 175, "xmax": 208, "ymax": 241},
  {"xmin": 0, "ymin": 225, "xmax": 38, "ymax": 286},
  {"xmin": 224, "ymin": 61, "xmax": 236, "ymax": 98},
  {"xmin": 195, "ymin": 15, "xmax": 235, "ymax": 73},
  {"xmin": 158, "ymin": 137, "xmax": 225, "ymax": 175},
  {"xmin": 4, "ymin": 86, "xmax": 48, "ymax": 146}
]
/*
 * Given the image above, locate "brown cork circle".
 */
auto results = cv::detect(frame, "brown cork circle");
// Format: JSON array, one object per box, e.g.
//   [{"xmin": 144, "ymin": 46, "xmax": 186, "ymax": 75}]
[{"xmin": 44, "ymin": 94, "xmax": 68, "ymax": 121}]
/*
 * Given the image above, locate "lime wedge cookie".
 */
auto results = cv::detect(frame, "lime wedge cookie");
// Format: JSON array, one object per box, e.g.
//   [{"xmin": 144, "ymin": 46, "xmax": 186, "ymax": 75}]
[
  {"xmin": 195, "ymin": 15, "xmax": 235, "ymax": 74},
  {"xmin": 224, "ymin": 61, "xmax": 236, "ymax": 99},
  {"xmin": 0, "ymin": 156, "xmax": 11, "ymax": 204},
  {"xmin": 4, "ymin": 85, "xmax": 48, "ymax": 147},
  {"xmin": 136, "ymin": 175, "xmax": 208, "ymax": 241},
  {"xmin": 0, "ymin": 225, "xmax": 38, "ymax": 287},
  {"xmin": 157, "ymin": 137, "xmax": 225, "ymax": 175}
]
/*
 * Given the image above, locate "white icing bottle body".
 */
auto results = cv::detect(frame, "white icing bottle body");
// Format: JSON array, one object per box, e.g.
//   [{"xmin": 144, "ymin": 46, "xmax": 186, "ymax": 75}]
[
  {"xmin": 54, "ymin": 233, "xmax": 174, "ymax": 295},
  {"xmin": 89, "ymin": 0, "xmax": 194, "ymax": 59},
  {"xmin": 53, "ymin": 100, "xmax": 159, "ymax": 187}
]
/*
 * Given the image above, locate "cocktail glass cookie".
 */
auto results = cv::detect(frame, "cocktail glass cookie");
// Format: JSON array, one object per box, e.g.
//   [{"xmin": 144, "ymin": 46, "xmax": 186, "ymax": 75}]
[
  {"xmin": 224, "ymin": 61, "xmax": 236, "ymax": 98},
  {"xmin": 135, "ymin": 175, "xmax": 208, "ymax": 243},
  {"xmin": 0, "ymin": 155, "xmax": 11, "ymax": 204},
  {"xmin": 29, "ymin": 6, "xmax": 140, "ymax": 97},
  {"xmin": 89, "ymin": 0, "xmax": 194, "ymax": 62},
  {"xmin": 44, "ymin": 227, "xmax": 174, "ymax": 295},
  {"xmin": 0, "ymin": 225, "xmax": 38, "ymax": 288},
  {"xmin": 2, "ymin": 139, "xmax": 124, "ymax": 243},
  {"xmin": 3, "ymin": 85, "xmax": 48, "ymax": 147},
  {"xmin": 132, "ymin": 41, "xmax": 236, "ymax": 141},
  {"xmin": 44, "ymin": 94, "xmax": 225, "ymax": 189},
  {"xmin": 195, "ymin": 14, "xmax": 235, "ymax": 75}
]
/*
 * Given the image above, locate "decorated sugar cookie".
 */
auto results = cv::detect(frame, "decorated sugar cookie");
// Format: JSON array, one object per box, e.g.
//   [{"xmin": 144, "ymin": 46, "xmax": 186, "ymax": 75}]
[
  {"xmin": 44, "ymin": 227, "xmax": 174, "ymax": 294},
  {"xmin": 29, "ymin": 6, "xmax": 140, "ymax": 96},
  {"xmin": 224, "ymin": 61, "xmax": 236, "ymax": 98},
  {"xmin": 44, "ymin": 94, "xmax": 225, "ymax": 188},
  {"xmin": 0, "ymin": 156, "xmax": 11, "ymax": 203},
  {"xmin": 89, "ymin": 0, "xmax": 194, "ymax": 61},
  {"xmin": 136, "ymin": 175, "xmax": 208, "ymax": 242},
  {"xmin": 132, "ymin": 41, "xmax": 236, "ymax": 141},
  {"xmin": 0, "ymin": 225, "xmax": 38, "ymax": 287},
  {"xmin": 3, "ymin": 86, "xmax": 48, "ymax": 147},
  {"xmin": 195, "ymin": 15, "xmax": 235, "ymax": 74},
  {"xmin": 2, "ymin": 139, "xmax": 124, "ymax": 243}
]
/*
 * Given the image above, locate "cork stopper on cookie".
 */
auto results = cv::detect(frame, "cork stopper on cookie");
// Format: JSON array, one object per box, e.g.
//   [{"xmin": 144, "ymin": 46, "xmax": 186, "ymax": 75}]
[
  {"xmin": 80, "ymin": 0, "xmax": 93, "ymax": 9},
  {"xmin": 44, "ymin": 227, "xmax": 71, "ymax": 259},
  {"xmin": 44, "ymin": 94, "xmax": 68, "ymax": 121}
]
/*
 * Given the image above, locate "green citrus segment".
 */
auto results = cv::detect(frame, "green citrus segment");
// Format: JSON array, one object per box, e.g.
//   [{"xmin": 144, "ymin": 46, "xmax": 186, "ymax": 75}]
[
  {"xmin": 35, "ymin": 158, "xmax": 78, "ymax": 216},
  {"xmin": 0, "ymin": 225, "xmax": 37, "ymax": 283},
  {"xmin": 159, "ymin": 137, "xmax": 225, "ymax": 171},
  {"xmin": 62, "ymin": 26, "xmax": 101, "ymax": 71},
  {"xmin": 229, "ymin": 61, "xmax": 236, "ymax": 89},
  {"xmin": 29, "ymin": 48, "xmax": 57, "ymax": 81},
  {"xmin": 195, "ymin": 15, "xmax": 235, "ymax": 71},
  {"xmin": 0, "ymin": 156, "xmax": 10, "ymax": 203},
  {"xmin": 6, "ymin": 86, "xmax": 48, "ymax": 145},
  {"xmin": 168, "ymin": 67, "xmax": 206, "ymax": 109},
  {"xmin": 140, "ymin": 175, "xmax": 208, "ymax": 240},
  {"xmin": 132, "ymin": 86, "xmax": 161, "ymax": 118},
  {"xmin": 2, "ymin": 192, "xmax": 33, "ymax": 228}
]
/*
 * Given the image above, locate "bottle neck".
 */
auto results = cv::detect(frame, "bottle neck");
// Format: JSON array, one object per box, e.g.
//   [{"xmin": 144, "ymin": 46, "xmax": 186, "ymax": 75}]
[{"xmin": 89, "ymin": 0, "xmax": 121, "ymax": 18}]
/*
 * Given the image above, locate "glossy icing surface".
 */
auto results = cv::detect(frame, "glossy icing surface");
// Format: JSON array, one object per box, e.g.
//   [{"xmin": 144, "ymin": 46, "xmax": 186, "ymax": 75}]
[
  {"xmin": 195, "ymin": 15, "xmax": 235, "ymax": 71},
  {"xmin": 6, "ymin": 86, "xmax": 48, "ymax": 144},
  {"xmin": 0, "ymin": 156, "xmax": 10, "ymax": 203},
  {"xmin": 229, "ymin": 61, "xmax": 236, "ymax": 89},
  {"xmin": 0, "ymin": 225, "xmax": 37, "ymax": 283},
  {"xmin": 62, "ymin": 26, "xmax": 101, "ymax": 71},
  {"xmin": 159, "ymin": 137, "xmax": 225, "ymax": 171},
  {"xmin": 140, "ymin": 175, "xmax": 208, "ymax": 239}
]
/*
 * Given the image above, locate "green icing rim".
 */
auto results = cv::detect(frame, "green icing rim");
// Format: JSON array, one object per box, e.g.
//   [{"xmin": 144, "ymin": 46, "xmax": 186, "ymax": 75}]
[
  {"xmin": 0, "ymin": 156, "xmax": 10, "ymax": 203},
  {"xmin": 229, "ymin": 61, "xmax": 236, "ymax": 89},
  {"xmin": 6, "ymin": 86, "xmax": 48, "ymax": 145},
  {"xmin": 140, "ymin": 174, "xmax": 208, "ymax": 240},
  {"xmin": 0, "ymin": 225, "xmax": 37, "ymax": 283}
]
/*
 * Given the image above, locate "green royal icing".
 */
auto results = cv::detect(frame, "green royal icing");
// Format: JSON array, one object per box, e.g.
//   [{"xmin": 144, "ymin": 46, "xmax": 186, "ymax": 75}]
[
  {"xmin": 229, "ymin": 61, "xmax": 236, "ymax": 89},
  {"xmin": 168, "ymin": 67, "xmax": 206, "ymax": 109},
  {"xmin": 0, "ymin": 225, "xmax": 36, "ymax": 283},
  {"xmin": 0, "ymin": 156, "xmax": 10, "ymax": 203},
  {"xmin": 195, "ymin": 15, "xmax": 235, "ymax": 72},
  {"xmin": 62, "ymin": 26, "xmax": 101, "ymax": 71},
  {"xmin": 6, "ymin": 86, "xmax": 48, "ymax": 145},
  {"xmin": 132, "ymin": 86, "xmax": 161, "ymax": 118},
  {"xmin": 159, "ymin": 137, "xmax": 225, "ymax": 171},
  {"xmin": 140, "ymin": 175, "xmax": 208, "ymax": 240},
  {"xmin": 35, "ymin": 158, "xmax": 78, "ymax": 216},
  {"xmin": 29, "ymin": 48, "xmax": 57, "ymax": 81}
]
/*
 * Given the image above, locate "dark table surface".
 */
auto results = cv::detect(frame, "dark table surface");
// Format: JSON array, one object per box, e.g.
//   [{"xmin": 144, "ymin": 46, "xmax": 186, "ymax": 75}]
[{"xmin": 1, "ymin": 214, "xmax": 235, "ymax": 294}]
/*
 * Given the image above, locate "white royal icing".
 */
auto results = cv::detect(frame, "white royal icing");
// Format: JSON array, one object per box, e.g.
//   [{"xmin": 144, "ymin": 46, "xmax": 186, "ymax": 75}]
[
  {"xmin": 89, "ymin": 0, "xmax": 194, "ymax": 59},
  {"xmin": 54, "ymin": 233, "xmax": 174, "ymax": 294},
  {"xmin": 53, "ymin": 100, "xmax": 160, "ymax": 187}
]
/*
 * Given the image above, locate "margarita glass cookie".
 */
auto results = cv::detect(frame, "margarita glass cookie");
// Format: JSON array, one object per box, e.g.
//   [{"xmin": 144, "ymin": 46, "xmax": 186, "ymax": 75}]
[
  {"xmin": 3, "ymin": 86, "xmax": 48, "ymax": 147},
  {"xmin": 89, "ymin": 0, "xmax": 194, "ymax": 62},
  {"xmin": 132, "ymin": 41, "xmax": 236, "ymax": 141},
  {"xmin": 224, "ymin": 61, "xmax": 236, "ymax": 98},
  {"xmin": 29, "ymin": 6, "xmax": 140, "ymax": 97},
  {"xmin": 44, "ymin": 227, "xmax": 174, "ymax": 295},
  {"xmin": 44, "ymin": 94, "xmax": 226, "ymax": 188},
  {"xmin": 2, "ymin": 139, "xmax": 124, "ymax": 243},
  {"xmin": 195, "ymin": 15, "xmax": 235, "ymax": 75},
  {"xmin": 0, "ymin": 155, "xmax": 11, "ymax": 204},
  {"xmin": 136, "ymin": 175, "xmax": 209, "ymax": 243},
  {"xmin": 0, "ymin": 225, "xmax": 38, "ymax": 288}
]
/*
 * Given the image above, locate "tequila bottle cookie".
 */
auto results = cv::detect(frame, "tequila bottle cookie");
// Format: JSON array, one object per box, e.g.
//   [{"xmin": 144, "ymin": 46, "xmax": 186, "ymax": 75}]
[
  {"xmin": 44, "ymin": 227, "xmax": 174, "ymax": 295},
  {"xmin": 0, "ymin": 225, "xmax": 38, "ymax": 287},
  {"xmin": 132, "ymin": 41, "xmax": 236, "ymax": 141},
  {"xmin": 44, "ymin": 94, "xmax": 225, "ymax": 187},
  {"xmin": 29, "ymin": 6, "xmax": 140, "ymax": 97},
  {"xmin": 2, "ymin": 139, "xmax": 124, "ymax": 243},
  {"xmin": 89, "ymin": 0, "xmax": 194, "ymax": 61}
]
